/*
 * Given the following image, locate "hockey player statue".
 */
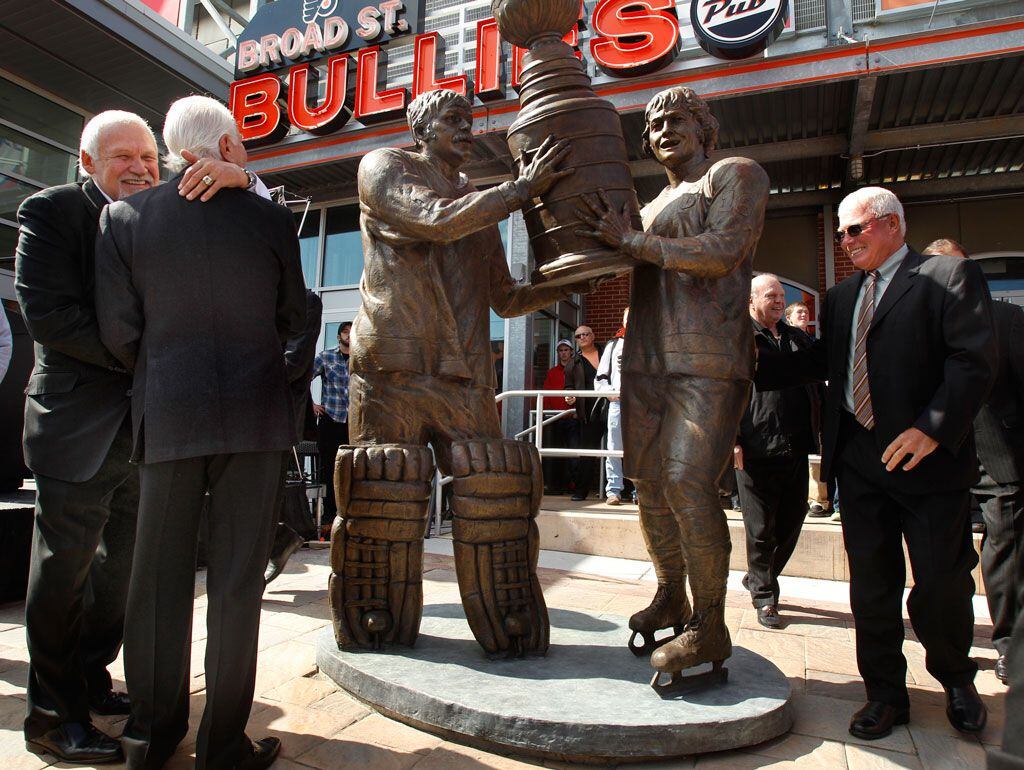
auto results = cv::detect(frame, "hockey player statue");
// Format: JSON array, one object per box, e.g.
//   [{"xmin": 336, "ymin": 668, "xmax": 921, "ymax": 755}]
[{"xmin": 329, "ymin": 89, "xmax": 586, "ymax": 657}]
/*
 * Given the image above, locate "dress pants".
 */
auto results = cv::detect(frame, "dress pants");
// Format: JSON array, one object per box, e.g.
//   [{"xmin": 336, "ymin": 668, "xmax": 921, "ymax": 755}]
[
  {"xmin": 736, "ymin": 455, "xmax": 808, "ymax": 608},
  {"xmin": 974, "ymin": 469, "xmax": 1024, "ymax": 656},
  {"xmin": 317, "ymin": 416, "xmax": 348, "ymax": 519},
  {"xmin": 836, "ymin": 413, "xmax": 977, "ymax": 707},
  {"xmin": 24, "ymin": 417, "xmax": 136, "ymax": 737},
  {"xmin": 989, "ymin": 565, "xmax": 1024, "ymax": 768},
  {"xmin": 121, "ymin": 451, "xmax": 282, "ymax": 770}
]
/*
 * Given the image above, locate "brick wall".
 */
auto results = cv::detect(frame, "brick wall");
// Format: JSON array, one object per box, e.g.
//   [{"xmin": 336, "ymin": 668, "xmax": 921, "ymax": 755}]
[
  {"xmin": 582, "ymin": 272, "xmax": 631, "ymax": 344},
  {"xmin": 818, "ymin": 209, "xmax": 857, "ymax": 292}
]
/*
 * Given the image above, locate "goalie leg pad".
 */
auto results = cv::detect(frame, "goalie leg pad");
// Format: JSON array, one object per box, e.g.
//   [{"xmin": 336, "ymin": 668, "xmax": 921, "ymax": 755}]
[
  {"xmin": 328, "ymin": 444, "xmax": 432, "ymax": 650},
  {"xmin": 451, "ymin": 439, "xmax": 549, "ymax": 657}
]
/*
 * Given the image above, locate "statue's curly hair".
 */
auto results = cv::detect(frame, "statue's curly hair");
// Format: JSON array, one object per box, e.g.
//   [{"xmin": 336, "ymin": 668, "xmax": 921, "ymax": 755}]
[
  {"xmin": 641, "ymin": 87, "xmax": 719, "ymax": 158},
  {"xmin": 407, "ymin": 90, "xmax": 472, "ymax": 148}
]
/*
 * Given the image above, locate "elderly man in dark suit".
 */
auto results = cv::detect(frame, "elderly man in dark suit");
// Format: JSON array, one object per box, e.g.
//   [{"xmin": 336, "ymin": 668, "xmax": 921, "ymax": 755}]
[
  {"xmin": 96, "ymin": 95, "xmax": 306, "ymax": 770},
  {"xmin": 15, "ymin": 111, "xmax": 158, "ymax": 764},
  {"xmin": 758, "ymin": 187, "xmax": 996, "ymax": 740}
]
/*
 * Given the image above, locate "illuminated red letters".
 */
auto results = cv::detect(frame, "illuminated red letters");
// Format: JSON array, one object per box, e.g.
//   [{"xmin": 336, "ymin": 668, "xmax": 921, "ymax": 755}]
[
  {"xmin": 353, "ymin": 46, "xmax": 407, "ymax": 123},
  {"xmin": 590, "ymin": 0, "xmax": 681, "ymax": 76},
  {"xmin": 230, "ymin": 73, "xmax": 289, "ymax": 145},
  {"xmin": 474, "ymin": 19, "xmax": 504, "ymax": 101},
  {"xmin": 287, "ymin": 55, "xmax": 354, "ymax": 134},
  {"xmin": 412, "ymin": 32, "xmax": 470, "ymax": 99}
]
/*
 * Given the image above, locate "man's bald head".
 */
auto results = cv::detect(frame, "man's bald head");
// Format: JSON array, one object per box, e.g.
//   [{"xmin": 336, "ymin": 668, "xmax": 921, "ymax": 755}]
[{"xmin": 750, "ymin": 273, "xmax": 786, "ymax": 330}]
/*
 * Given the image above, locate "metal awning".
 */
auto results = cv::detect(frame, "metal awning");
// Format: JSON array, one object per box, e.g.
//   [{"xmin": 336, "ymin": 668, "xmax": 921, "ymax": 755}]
[{"xmin": 0, "ymin": 0, "xmax": 232, "ymax": 127}]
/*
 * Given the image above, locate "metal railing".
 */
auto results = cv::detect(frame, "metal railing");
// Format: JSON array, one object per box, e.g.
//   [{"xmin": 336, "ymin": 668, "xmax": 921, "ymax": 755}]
[{"xmin": 429, "ymin": 388, "xmax": 621, "ymax": 535}]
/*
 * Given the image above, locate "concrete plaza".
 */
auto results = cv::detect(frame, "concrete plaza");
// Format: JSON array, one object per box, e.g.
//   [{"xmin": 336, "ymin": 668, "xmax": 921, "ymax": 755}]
[{"xmin": 0, "ymin": 530, "xmax": 1005, "ymax": 769}]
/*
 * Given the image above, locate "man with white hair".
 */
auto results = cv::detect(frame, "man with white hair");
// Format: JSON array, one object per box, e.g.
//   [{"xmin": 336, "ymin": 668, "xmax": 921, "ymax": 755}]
[
  {"xmin": 16, "ymin": 110, "xmax": 160, "ymax": 764},
  {"xmin": 757, "ymin": 186, "xmax": 996, "ymax": 740},
  {"xmin": 95, "ymin": 95, "xmax": 305, "ymax": 770}
]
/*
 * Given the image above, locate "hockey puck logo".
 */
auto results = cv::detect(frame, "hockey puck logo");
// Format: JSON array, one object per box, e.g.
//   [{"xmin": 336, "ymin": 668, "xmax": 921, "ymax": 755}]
[{"xmin": 691, "ymin": 0, "xmax": 789, "ymax": 59}]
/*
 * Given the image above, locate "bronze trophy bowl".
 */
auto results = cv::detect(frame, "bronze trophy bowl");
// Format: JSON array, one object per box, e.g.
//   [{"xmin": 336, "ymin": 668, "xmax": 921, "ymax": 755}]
[{"xmin": 492, "ymin": 0, "xmax": 642, "ymax": 286}]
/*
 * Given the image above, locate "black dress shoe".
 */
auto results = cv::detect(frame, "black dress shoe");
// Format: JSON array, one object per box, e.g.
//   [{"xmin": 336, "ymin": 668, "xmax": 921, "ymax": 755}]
[
  {"xmin": 89, "ymin": 688, "xmax": 131, "ymax": 715},
  {"xmin": 265, "ymin": 525, "xmax": 305, "ymax": 585},
  {"xmin": 234, "ymin": 737, "xmax": 282, "ymax": 770},
  {"xmin": 757, "ymin": 605, "xmax": 783, "ymax": 629},
  {"xmin": 849, "ymin": 701, "xmax": 910, "ymax": 740},
  {"xmin": 946, "ymin": 684, "xmax": 987, "ymax": 733},
  {"xmin": 26, "ymin": 722, "xmax": 124, "ymax": 764},
  {"xmin": 996, "ymin": 656, "xmax": 1008, "ymax": 684},
  {"xmin": 571, "ymin": 493, "xmax": 587, "ymax": 501}
]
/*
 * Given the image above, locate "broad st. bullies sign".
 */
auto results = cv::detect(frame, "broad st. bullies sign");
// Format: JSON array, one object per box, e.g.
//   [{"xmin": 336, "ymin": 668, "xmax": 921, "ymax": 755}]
[{"xmin": 230, "ymin": 0, "xmax": 789, "ymax": 146}]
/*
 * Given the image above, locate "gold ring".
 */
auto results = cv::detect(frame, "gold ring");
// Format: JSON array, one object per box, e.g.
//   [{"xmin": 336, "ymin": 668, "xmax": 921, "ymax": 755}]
[{"xmin": 202, "ymin": 175, "xmax": 214, "ymax": 186}]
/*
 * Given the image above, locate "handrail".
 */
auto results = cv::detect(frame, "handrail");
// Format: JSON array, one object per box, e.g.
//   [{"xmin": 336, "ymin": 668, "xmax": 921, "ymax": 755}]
[{"xmin": 429, "ymin": 388, "xmax": 623, "ymax": 536}]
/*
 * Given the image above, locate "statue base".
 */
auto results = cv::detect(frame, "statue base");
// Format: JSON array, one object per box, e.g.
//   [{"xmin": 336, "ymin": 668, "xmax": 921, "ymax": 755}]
[{"xmin": 316, "ymin": 604, "xmax": 792, "ymax": 762}]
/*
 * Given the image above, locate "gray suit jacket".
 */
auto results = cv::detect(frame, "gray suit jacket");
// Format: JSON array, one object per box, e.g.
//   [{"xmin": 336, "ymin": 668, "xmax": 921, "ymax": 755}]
[
  {"xmin": 95, "ymin": 177, "xmax": 306, "ymax": 464},
  {"xmin": 15, "ymin": 179, "xmax": 132, "ymax": 482},
  {"xmin": 975, "ymin": 300, "xmax": 1024, "ymax": 484}
]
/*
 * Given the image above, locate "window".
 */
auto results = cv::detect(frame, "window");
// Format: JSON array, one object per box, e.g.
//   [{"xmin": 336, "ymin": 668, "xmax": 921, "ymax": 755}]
[
  {"xmin": 0, "ymin": 76, "xmax": 83, "ymax": 268},
  {"xmin": 294, "ymin": 208, "xmax": 320, "ymax": 288},
  {"xmin": 322, "ymin": 205, "xmax": 363, "ymax": 287}
]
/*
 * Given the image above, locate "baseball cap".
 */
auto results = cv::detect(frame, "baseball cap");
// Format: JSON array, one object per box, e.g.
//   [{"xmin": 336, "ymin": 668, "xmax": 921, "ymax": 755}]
[{"xmin": 556, "ymin": 338, "xmax": 573, "ymax": 349}]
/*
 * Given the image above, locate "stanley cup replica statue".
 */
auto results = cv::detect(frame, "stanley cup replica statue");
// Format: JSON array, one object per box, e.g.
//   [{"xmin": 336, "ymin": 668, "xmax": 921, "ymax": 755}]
[{"xmin": 492, "ymin": 0, "xmax": 641, "ymax": 286}]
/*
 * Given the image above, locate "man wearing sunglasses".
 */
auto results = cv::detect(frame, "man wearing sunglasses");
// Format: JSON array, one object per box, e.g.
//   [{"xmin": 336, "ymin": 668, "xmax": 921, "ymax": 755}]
[{"xmin": 758, "ymin": 186, "xmax": 996, "ymax": 740}]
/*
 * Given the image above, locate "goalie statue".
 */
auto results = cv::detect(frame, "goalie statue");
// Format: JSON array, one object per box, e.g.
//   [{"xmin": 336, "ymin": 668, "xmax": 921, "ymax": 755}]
[{"xmin": 329, "ymin": 90, "xmax": 585, "ymax": 657}]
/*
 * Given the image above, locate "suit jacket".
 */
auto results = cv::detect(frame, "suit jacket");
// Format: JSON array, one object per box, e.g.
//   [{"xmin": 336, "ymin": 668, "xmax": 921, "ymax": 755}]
[
  {"xmin": 758, "ymin": 247, "xmax": 996, "ymax": 493},
  {"xmin": 15, "ymin": 179, "xmax": 132, "ymax": 482},
  {"xmin": 94, "ymin": 178, "xmax": 307, "ymax": 464},
  {"xmin": 284, "ymin": 290, "xmax": 323, "ymax": 442},
  {"xmin": 975, "ymin": 300, "xmax": 1024, "ymax": 484}
]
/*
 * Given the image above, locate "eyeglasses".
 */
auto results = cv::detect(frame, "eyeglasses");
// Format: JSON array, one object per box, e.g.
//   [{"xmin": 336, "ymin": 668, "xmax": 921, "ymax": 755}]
[
  {"xmin": 835, "ymin": 215, "xmax": 889, "ymax": 243},
  {"xmin": 574, "ymin": 332, "xmax": 592, "ymax": 338}
]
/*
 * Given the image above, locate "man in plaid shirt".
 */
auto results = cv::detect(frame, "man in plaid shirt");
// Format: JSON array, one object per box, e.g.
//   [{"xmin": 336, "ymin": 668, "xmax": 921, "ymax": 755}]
[{"xmin": 313, "ymin": 321, "xmax": 350, "ymax": 522}]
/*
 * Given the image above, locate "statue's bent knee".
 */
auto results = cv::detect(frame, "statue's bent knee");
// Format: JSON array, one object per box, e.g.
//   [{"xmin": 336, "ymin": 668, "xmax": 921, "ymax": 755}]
[
  {"xmin": 451, "ymin": 439, "xmax": 549, "ymax": 657},
  {"xmin": 329, "ymin": 444, "xmax": 433, "ymax": 650}
]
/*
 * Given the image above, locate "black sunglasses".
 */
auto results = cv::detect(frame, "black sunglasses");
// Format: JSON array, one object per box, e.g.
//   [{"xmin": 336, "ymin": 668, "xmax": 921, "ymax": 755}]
[
  {"xmin": 835, "ymin": 214, "xmax": 889, "ymax": 243},
  {"xmin": 574, "ymin": 332, "xmax": 591, "ymax": 338}
]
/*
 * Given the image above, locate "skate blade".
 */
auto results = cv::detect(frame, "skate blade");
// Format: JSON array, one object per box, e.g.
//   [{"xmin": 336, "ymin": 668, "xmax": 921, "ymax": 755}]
[
  {"xmin": 627, "ymin": 627, "xmax": 685, "ymax": 657},
  {"xmin": 650, "ymin": 660, "xmax": 728, "ymax": 697}
]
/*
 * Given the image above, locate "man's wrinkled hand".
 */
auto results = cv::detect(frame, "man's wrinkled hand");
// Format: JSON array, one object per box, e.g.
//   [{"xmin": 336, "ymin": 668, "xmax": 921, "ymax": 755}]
[
  {"xmin": 881, "ymin": 427, "xmax": 938, "ymax": 472},
  {"xmin": 733, "ymin": 445, "xmax": 744, "ymax": 472},
  {"xmin": 519, "ymin": 135, "xmax": 574, "ymax": 198},
  {"xmin": 312, "ymin": 403, "xmax": 326, "ymax": 417},
  {"xmin": 178, "ymin": 150, "xmax": 249, "ymax": 202}
]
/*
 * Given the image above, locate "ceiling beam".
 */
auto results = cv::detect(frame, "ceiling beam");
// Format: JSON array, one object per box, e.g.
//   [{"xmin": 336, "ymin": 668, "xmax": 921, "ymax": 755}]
[
  {"xmin": 629, "ymin": 135, "xmax": 849, "ymax": 177},
  {"xmin": 847, "ymin": 76, "xmax": 878, "ymax": 182},
  {"xmin": 863, "ymin": 115, "xmax": 1024, "ymax": 151}
]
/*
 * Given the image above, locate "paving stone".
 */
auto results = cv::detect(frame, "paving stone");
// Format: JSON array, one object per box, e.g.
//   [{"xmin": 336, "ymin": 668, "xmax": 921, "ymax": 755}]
[
  {"xmin": 307, "ymin": 690, "xmax": 373, "ymax": 722},
  {"xmin": 844, "ymin": 743, "xmax": 923, "ymax": 769},
  {"xmin": 246, "ymin": 702, "xmax": 359, "ymax": 759},
  {"xmin": 743, "ymin": 732, "xmax": 848, "ymax": 765},
  {"xmin": 294, "ymin": 731, "xmax": 426, "ymax": 770},
  {"xmin": 340, "ymin": 713, "xmax": 444, "ymax": 754},
  {"xmin": 262, "ymin": 675, "xmax": 339, "ymax": 707},
  {"xmin": 907, "ymin": 725, "xmax": 985, "ymax": 769},
  {"xmin": 804, "ymin": 670, "xmax": 866, "ymax": 703},
  {"xmin": 789, "ymin": 693, "xmax": 915, "ymax": 754},
  {"xmin": 411, "ymin": 741, "xmax": 545, "ymax": 769}
]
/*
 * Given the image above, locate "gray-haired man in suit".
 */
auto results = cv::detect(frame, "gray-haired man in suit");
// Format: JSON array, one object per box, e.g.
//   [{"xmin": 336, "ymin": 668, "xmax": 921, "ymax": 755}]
[{"xmin": 96, "ymin": 95, "xmax": 306, "ymax": 770}]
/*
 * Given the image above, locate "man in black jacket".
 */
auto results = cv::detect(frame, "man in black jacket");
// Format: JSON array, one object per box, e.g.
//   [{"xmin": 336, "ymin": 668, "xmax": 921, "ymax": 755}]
[
  {"xmin": 736, "ymin": 274, "xmax": 818, "ymax": 630},
  {"xmin": 95, "ymin": 95, "xmax": 306, "ymax": 770},
  {"xmin": 15, "ymin": 111, "xmax": 158, "ymax": 765},
  {"xmin": 757, "ymin": 187, "xmax": 996, "ymax": 740},
  {"xmin": 924, "ymin": 238, "xmax": 1024, "ymax": 684}
]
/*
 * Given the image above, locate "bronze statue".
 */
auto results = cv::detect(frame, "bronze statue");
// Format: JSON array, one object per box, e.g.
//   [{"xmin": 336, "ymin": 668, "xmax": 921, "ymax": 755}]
[
  {"xmin": 330, "ymin": 89, "xmax": 582, "ymax": 657},
  {"xmin": 492, "ymin": 0, "xmax": 642, "ymax": 286},
  {"xmin": 577, "ymin": 86, "xmax": 769, "ymax": 692}
]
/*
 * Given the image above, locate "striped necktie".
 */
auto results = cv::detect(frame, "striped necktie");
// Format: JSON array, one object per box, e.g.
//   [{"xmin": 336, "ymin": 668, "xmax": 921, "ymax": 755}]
[{"xmin": 852, "ymin": 270, "xmax": 879, "ymax": 430}]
